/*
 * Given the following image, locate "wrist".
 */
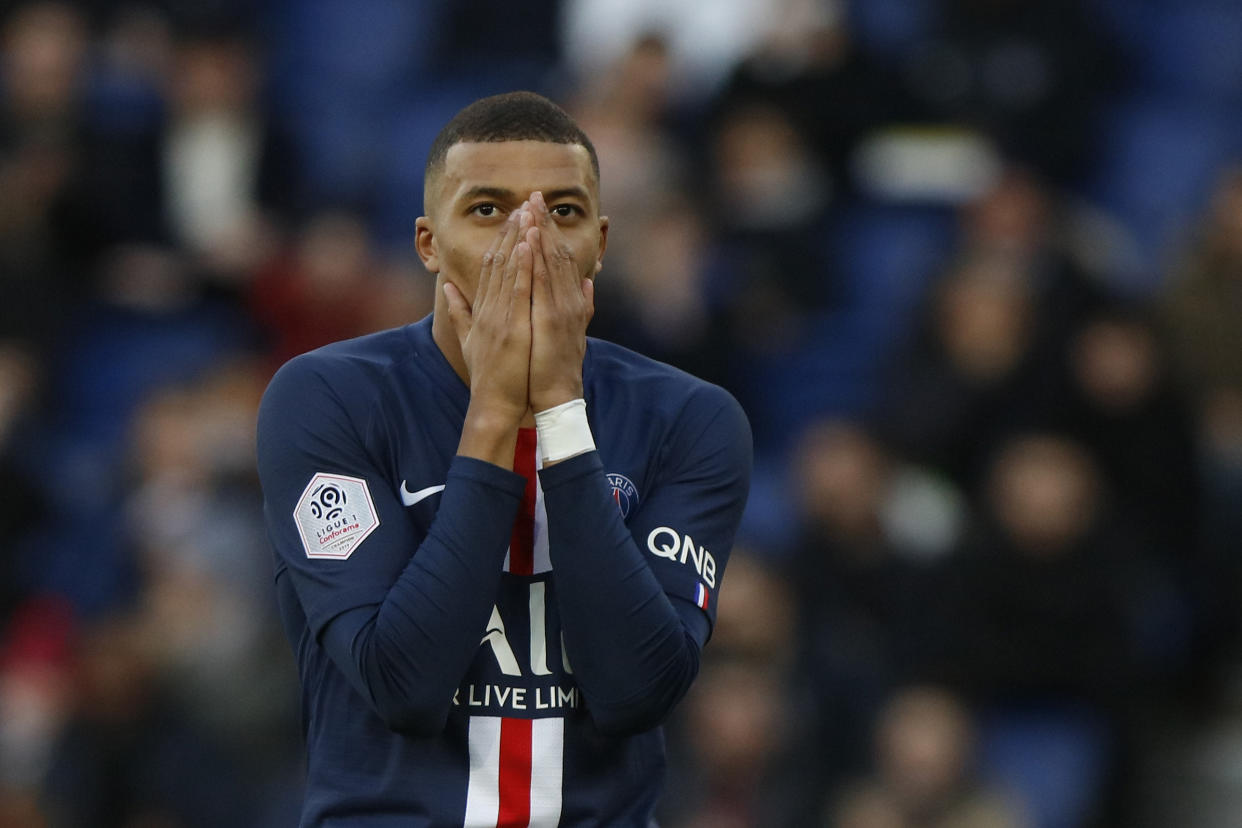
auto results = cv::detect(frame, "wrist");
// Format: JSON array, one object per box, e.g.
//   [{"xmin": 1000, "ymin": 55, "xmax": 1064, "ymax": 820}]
[
  {"xmin": 530, "ymin": 383, "xmax": 583, "ymax": 414},
  {"xmin": 534, "ymin": 398, "xmax": 595, "ymax": 466},
  {"xmin": 458, "ymin": 400, "xmax": 523, "ymax": 468},
  {"xmin": 466, "ymin": 394, "xmax": 526, "ymax": 427}
]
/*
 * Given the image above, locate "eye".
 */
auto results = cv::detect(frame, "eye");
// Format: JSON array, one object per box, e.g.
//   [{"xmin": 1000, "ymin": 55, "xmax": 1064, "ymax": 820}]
[
  {"xmin": 470, "ymin": 203, "xmax": 501, "ymax": 218},
  {"xmin": 550, "ymin": 204, "xmax": 583, "ymax": 218}
]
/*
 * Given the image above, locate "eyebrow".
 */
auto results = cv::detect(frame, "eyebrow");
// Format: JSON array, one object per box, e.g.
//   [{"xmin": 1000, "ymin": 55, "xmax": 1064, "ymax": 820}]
[
  {"xmin": 458, "ymin": 185, "xmax": 592, "ymax": 204},
  {"xmin": 460, "ymin": 185, "xmax": 517, "ymax": 203},
  {"xmin": 542, "ymin": 187, "xmax": 591, "ymax": 204}
]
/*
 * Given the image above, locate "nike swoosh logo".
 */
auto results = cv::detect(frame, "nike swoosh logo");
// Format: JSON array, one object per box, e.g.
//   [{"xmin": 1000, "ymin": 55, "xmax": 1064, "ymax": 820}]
[{"xmin": 400, "ymin": 481, "xmax": 445, "ymax": 507}]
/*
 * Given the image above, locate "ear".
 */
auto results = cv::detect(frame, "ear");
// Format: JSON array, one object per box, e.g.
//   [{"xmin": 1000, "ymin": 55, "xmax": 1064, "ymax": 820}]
[
  {"xmin": 594, "ymin": 216, "xmax": 609, "ymax": 276},
  {"xmin": 415, "ymin": 217, "xmax": 439, "ymax": 273}
]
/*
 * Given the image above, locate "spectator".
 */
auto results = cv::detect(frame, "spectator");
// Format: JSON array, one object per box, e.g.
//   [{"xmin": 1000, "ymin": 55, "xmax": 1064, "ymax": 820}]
[
  {"xmin": 1056, "ymin": 311, "xmax": 1198, "ymax": 557},
  {"xmin": 157, "ymin": 25, "xmax": 298, "ymax": 284},
  {"xmin": 0, "ymin": 596, "xmax": 75, "ymax": 825},
  {"xmin": 0, "ymin": 1, "xmax": 91, "ymax": 336},
  {"xmin": 248, "ymin": 210, "xmax": 385, "ymax": 367},
  {"xmin": 123, "ymin": 361, "xmax": 298, "ymax": 770},
  {"xmin": 660, "ymin": 550, "xmax": 818, "ymax": 827},
  {"xmin": 790, "ymin": 419, "xmax": 966, "ymax": 794},
  {"xmin": 1162, "ymin": 165, "xmax": 1242, "ymax": 405},
  {"xmin": 42, "ymin": 612, "xmax": 256, "ymax": 828},
  {"xmin": 1159, "ymin": 163, "xmax": 1242, "ymax": 682},
  {"xmin": 941, "ymin": 434, "xmax": 1136, "ymax": 703},
  {"xmin": 934, "ymin": 434, "xmax": 1151, "ymax": 827},
  {"xmin": 0, "ymin": 343, "xmax": 46, "ymax": 626},
  {"xmin": 828, "ymin": 685, "xmax": 1027, "ymax": 828},
  {"xmin": 876, "ymin": 251, "xmax": 1056, "ymax": 489},
  {"xmin": 893, "ymin": 0, "xmax": 1121, "ymax": 182},
  {"xmin": 712, "ymin": 0, "xmax": 900, "ymax": 198}
]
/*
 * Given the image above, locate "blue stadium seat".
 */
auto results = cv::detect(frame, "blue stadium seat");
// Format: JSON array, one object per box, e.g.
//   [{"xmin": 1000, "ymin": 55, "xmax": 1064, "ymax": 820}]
[
  {"xmin": 372, "ymin": 81, "xmax": 536, "ymax": 247},
  {"xmin": 1087, "ymin": 96, "xmax": 1242, "ymax": 290},
  {"xmin": 734, "ymin": 204, "xmax": 955, "ymax": 452},
  {"xmin": 1136, "ymin": 5, "xmax": 1242, "ymax": 103},
  {"xmin": 844, "ymin": 0, "xmax": 937, "ymax": 60},
  {"xmin": 828, "ymin": 202, "xmax": 957, "ymax": 342},
  {"xmin": 978, "ymin": 705, "xmax": 1113, "ymax": 828},
  {"xmin": 262, "ymin": 0, "xmax": 446, "ymax": 206},
  {"xmin": 266, "ymin": 0, "xmax": 439, "ymax": 95},
  {"xmin": 26, "ymin": 302, "xmax": 249, "ymax": 614}
]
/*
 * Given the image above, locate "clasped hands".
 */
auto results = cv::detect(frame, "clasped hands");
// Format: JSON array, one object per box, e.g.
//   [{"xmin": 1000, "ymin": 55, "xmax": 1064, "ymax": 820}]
[{"xmin": 443, "ymin": 191, "xmax": 594, "ymax": 424}]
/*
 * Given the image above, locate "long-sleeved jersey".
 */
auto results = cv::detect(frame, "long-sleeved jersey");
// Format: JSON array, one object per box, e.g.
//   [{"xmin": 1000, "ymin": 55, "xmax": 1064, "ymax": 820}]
[{"xmin": 256, "ymin": 315, "xmax": 751, "ymax": 827}]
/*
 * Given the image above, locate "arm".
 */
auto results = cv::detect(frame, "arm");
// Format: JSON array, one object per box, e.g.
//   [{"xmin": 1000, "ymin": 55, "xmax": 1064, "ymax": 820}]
[
  {"xmin": 540, "ymin": 392, "xmax": 752, "ymax": 735},
  {"xmin": 258, "ymin": 360, "xmax": 526, "ymax": 736},
  {"xmin": 259, "ymin": 207, "xmax": 537, "ymax": 736},
  {"xmin": 523, "ymin": 191, "xmax": 752, "ymax": 734}
]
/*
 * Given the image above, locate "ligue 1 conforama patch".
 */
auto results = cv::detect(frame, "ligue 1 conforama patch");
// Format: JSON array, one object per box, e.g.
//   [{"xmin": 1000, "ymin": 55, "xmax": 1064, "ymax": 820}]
[{"xmin": 294, "ymin": 473, "xmax": 379, "ymax": 560}]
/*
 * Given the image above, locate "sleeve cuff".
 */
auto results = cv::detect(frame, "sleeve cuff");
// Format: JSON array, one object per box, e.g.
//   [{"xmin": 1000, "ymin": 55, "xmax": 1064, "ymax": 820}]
[
  {"xmin": 448, "ymin": 454, "xmax": 528, "ymax": 498},
  {"xmin": 537, "ymin": 449, "xmax": 602, "ymax": 490}
]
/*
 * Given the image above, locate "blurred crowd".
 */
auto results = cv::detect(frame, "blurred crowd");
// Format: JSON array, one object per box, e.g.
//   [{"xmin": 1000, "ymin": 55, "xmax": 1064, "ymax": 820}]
[{"xmin": 0, "ymin": 0, "xmax": 1240, "ymax": 826}]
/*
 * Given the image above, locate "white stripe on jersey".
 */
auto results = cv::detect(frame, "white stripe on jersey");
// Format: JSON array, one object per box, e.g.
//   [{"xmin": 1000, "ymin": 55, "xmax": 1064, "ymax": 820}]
[
  {"xmin": 529, "ymin": 717, "xmax": 564, "ymax": 826},
  {"xmin": 463, "ymin": 717, "xmax": 502, "ymax": 826}
]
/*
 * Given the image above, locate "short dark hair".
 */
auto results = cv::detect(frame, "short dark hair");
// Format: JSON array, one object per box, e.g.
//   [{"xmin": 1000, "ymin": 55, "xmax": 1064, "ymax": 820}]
[{"xmin": 424, "ymin": 91, "xmax": 600, "ymax": 188}]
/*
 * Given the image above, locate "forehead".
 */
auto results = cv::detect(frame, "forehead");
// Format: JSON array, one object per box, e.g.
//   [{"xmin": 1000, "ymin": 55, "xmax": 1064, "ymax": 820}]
[{"xmin": 438, "ymin": 140, "xmax": 598, "ymax": 203}]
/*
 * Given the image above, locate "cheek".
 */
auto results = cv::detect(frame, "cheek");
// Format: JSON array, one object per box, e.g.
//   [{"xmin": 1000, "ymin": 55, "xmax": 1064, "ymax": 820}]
[
  {"xmin": 570, "ymin": 236, "xmax": 602, "ymax": 277},
  {"xmin": 442, "ymin": 242, "xmax": 484, "ymax": 299}
]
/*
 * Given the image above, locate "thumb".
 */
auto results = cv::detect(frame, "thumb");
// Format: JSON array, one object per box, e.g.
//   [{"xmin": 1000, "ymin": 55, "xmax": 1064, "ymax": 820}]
[{"xmin": 442, "ymin": 281, "xmax": 473, "ymax": 345}]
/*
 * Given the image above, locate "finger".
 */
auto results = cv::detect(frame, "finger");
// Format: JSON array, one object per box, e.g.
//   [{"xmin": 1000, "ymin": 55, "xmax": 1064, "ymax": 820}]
[
  {"xmin": 530, "ymin": 190, "xmax": 559, "ymax": 271},
  {"xmin": 527, "ymin": 225, "xmax": 552, "ymax": 308},
  {"xmin": 475, "ymin": 216, "xmax": 509, "ymax": 310},
  {"xmin": 511, "ymin": 241, "xmax": 534, "ymax": 374},
  {"xmin": 533, "ymin": 205, "xmax": 578, "ymax": 302},
  {"xmin": 490, "ymin": 211, "xmax": 524, "ymax": 297},
  {"xmin": 548, "ymin": 237, "xmax": 579, "ymax": 307},
  {"xmin": 529, "ymin": 191, "xmax": 559, "ymax": 297},
  {"xmin": 498, "ymin": 205, "xmax": 530, "ymax": 296},
  {"xmin": 441, "ymin": 281, "xmax": 473, "ymax": 346},
  {"xmin": 514, "ymin": 240, "xmax": 533, "ymax": 306},
  {"xmin": 481, "ymin": 210, "xmax": 522, "ymax": 311},
  {"xmin": 531, "ymin": 190, "xmax": 550, "ymax": 228},
  {"xmin": 483, "ymin": 215, "xmax": 508, "ymax": 264}
]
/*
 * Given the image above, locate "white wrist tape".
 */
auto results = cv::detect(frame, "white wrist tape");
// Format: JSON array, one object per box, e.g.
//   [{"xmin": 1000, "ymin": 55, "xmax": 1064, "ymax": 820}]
[{"xmin": 534, "ymin": 398, "xmax": 595, "ymax": 464}]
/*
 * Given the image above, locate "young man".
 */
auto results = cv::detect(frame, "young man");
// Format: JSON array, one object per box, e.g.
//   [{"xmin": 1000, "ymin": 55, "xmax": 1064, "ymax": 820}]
[{"xmin": 257, "ymin": 91, "xmax": 751, "ymax": 827}]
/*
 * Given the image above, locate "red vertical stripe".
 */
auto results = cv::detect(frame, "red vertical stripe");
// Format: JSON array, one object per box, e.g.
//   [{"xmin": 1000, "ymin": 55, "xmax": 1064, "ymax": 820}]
[
  {"xmin": 499, "ymin": 432, "xmax": 538, "ymax": 824},
  {"xmin": 509, "ymin": 428, "xmax": 538, "ymax": 576},
  {"xmin": 496, "ymin": 717, "xmax": 533, "ymax": 827}
]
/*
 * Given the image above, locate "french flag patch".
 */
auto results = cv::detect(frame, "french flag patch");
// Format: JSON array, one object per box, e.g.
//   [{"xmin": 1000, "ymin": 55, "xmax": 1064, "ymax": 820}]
[{"xmin": 694, "ymin": 582, "xmax": 710, "ymax": 611}]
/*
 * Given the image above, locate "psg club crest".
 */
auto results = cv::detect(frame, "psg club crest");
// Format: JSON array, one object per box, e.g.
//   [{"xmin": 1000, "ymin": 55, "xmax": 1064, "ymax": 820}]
[{"xmin": 606, "ymin": 473, "xmax": 638, "ymax": 519}]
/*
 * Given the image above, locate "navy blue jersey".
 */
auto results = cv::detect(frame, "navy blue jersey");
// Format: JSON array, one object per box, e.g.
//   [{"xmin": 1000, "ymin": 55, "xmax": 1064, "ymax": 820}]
[{"xmin": 256, "ymin": 315, "xmax": 751, "ymax": 827}]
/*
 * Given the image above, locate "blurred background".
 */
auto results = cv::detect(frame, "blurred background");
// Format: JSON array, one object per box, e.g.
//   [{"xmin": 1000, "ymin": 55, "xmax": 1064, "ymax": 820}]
[{"xmin": 0, "ymin": 0, "xmax": 1240, "ymax": 825}]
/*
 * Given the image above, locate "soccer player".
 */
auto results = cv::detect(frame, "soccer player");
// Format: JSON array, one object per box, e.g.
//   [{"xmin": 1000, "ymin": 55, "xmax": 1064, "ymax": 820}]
[{"xmin": 256, "ymin": 91, "xmax": 752, "ymax": 826}]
